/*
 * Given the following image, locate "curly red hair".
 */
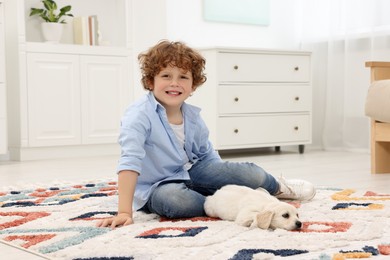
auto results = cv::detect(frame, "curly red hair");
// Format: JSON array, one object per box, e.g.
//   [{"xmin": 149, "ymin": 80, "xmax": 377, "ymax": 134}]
[{"xmin": 138, "ymin": 40, "xmax": 207, "ymax": 91}]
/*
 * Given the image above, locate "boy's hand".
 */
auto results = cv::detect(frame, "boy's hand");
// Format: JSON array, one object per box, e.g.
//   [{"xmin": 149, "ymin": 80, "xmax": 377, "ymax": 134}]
[{"xmin": 96, "ymin": 213, "xmax": 134, "ymax": 229}]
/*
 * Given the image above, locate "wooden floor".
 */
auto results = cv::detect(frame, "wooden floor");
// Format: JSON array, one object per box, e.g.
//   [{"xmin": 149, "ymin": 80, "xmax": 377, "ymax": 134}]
[{"xmin": 0, "ymin": 149, "xmax": 389, "ymax": 259}]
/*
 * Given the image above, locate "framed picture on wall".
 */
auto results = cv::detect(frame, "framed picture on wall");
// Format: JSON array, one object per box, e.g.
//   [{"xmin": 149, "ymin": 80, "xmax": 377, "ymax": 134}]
[{"xmin": 203, "ymin": 0, "xmax": 270, "ymax": 26}]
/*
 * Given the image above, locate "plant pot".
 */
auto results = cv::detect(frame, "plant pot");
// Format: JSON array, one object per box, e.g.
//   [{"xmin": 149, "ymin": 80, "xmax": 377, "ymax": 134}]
[{"xmin": 41, "ymin": 22, "xmax": 64, "ymax": 43}]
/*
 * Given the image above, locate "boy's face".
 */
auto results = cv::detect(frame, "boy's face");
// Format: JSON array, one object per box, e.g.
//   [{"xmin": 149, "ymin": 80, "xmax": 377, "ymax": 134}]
[{"xmin": 151, "ymin": 65, "xmax": 193, "ymax": 110}]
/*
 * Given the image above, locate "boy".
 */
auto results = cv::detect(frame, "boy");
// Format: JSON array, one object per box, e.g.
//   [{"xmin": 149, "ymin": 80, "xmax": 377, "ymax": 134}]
[{"xmin": 97, "ymin": 40, "xmax": 315, "ymax": 228}]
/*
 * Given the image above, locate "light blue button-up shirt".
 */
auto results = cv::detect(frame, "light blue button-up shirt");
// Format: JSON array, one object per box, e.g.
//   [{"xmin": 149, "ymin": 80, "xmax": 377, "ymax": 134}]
[{"xmin": 117, "ymin": 92, "xmax": 221, "ymax": 210}]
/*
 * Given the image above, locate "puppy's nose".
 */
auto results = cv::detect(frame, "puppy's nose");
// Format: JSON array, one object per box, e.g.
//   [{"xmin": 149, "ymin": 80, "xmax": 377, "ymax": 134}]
[{"xmin": 295, "ymin": 221, "xmax": 302, "ymax": 229}]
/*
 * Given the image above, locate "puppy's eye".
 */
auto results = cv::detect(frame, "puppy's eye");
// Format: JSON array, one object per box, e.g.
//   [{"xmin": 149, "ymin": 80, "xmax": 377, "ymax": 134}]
[{"xmin": 282, "ymin": 213, "xmax": 290, "ymax": 219}]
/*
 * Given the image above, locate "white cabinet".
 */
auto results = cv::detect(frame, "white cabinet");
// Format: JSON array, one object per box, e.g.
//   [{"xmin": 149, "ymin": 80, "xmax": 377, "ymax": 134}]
[
  {"xmin": 27, "ymin": 53, "xmax": 80, "ymax": 147},
  {"xmin": 27, "ymin": 53, "xmax": 129, "ymax": 147},
  {"xmin": 189, "ymin": 48, "xmax": 312, "ymax": 153},
  {"xmin": 0, "ymin": 0, "xmax": 6, "ymax": 155},
  {"xmin": 4, "ymin": 0, "xmax": 133, "ymax": 160},
  {"xmin": 80, "ymin": 55, "xmax": 129, "ymax": 144}
]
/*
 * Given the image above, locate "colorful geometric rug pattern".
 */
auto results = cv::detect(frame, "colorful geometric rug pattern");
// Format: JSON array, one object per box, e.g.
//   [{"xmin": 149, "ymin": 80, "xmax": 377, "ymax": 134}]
[{"xmin": 0, "ymin": 181, "xmax": 390, "ymax": 259}]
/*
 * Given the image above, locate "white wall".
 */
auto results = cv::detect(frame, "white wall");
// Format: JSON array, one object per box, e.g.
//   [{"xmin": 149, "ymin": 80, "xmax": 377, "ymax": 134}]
[
  {"xmin": 166, "ymin": 0, "xmax": 301, "ymax": 50},
  {"xmin": 130, "ymin": 0, "xmax": 168, "ymax": 100}
]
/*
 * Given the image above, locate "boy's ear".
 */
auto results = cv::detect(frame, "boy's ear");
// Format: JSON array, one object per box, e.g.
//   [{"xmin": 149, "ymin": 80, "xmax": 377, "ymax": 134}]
[
  {"xmin": 146, "ymin": 79, "xmax": 154, "ymax": 90},
  {"xmin": 256, "ymin": 211, "xmax": 274, "ymax": 229}
]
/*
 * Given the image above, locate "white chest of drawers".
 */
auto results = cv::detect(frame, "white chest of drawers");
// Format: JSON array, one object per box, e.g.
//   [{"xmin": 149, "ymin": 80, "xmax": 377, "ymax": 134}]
[{"xmin": 189, "ymin": 47, "xmax": 312, "ymax": 153}]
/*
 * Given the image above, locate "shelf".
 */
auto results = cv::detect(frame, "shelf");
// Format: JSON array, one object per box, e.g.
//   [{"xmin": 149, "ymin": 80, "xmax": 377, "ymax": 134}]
[
  {"xmin": 25, "ymin": 42, "xmax": 131, "ymax": 56},
  {"xmin": 24, "ymin": 0, "xmax": 129, "ymax": 48}
]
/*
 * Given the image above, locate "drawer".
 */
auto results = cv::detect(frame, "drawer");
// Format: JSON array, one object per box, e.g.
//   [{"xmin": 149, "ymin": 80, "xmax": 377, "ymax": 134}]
[
  {"xmin": 217, "ymin": 52, "xmax": 310, "ymax": 83},
  {"xmin": 217, "ymin": 114, "xmax": 310, "ymax": 147},
  {"xmin": 218, "ymin": 84, "xmax": 311, "ymax": 114}
]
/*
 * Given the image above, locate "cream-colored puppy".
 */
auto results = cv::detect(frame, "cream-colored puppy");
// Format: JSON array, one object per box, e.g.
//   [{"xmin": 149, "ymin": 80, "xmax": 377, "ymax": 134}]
[{"xmin": 204, "ymin": 185, "xmax": 302, "ymax": 230}]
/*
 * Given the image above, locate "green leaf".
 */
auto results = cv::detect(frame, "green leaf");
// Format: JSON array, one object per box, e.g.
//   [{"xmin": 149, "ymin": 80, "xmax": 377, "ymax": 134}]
[
  {"xmin": 29, "ymin": 8, "xmax": 44, "ymax": 17},
  {"xmin": 60, "ymin": 5, "xmax": 72, "ymax": 13},
  {"xmin": 42, "ymin": 0, "xmax": 51, "ymax": 11},
  {"xmin": 40, "ymin": 15, "xmax": 50, "ymax": 23}
]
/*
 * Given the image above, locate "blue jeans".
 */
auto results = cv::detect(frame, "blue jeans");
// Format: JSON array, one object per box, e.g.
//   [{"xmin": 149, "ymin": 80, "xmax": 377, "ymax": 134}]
[{"xmin": 143, "ymin": 159, "xmax": 280, "ymax": 218}]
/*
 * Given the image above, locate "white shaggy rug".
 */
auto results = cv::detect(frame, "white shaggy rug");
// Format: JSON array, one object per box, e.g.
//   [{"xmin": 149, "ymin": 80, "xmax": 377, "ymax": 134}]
[{"xmin": 1, "ymin": 180, "xmax": 390, "ymax": 260}]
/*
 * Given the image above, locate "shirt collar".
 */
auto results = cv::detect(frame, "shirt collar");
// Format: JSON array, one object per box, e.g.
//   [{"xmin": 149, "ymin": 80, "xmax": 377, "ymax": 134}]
[{"xmin": 147, "ymin": 91, "xmax": 164, "ymax": 112}]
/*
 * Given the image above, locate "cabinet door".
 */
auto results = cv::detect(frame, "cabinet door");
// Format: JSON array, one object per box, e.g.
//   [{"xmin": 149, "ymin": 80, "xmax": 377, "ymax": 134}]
[
  {"xmin": 80, "ymin": 56, "xmax": 129, "ymax": 144},
  {"xmin": 27, "ymin": 53, "xmax": 81, "ymax": 147}
]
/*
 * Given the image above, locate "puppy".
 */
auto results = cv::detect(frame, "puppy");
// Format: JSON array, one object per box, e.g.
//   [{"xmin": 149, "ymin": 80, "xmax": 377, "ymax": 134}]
[{"xmin": 204, "ymin": 185, "xmax": 302, "ymax": 230}]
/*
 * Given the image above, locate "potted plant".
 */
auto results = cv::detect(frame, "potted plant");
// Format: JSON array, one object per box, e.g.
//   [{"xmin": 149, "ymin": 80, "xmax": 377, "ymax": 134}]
[{"xmin": 29, "ymin": 0, "xmax": 73, "ymax": 43}]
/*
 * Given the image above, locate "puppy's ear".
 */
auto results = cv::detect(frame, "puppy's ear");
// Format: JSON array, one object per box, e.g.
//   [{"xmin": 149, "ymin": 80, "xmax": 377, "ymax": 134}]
[{"xmin": 256, "ymin": 211, "xmax": 274, "ymax": 229}]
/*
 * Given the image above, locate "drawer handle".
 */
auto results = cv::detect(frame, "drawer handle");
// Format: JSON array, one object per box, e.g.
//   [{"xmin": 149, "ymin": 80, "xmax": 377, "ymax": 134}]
[
  {"xmin": 234, "ymin": 65, "xmax": 239, "ymax": 70},
  {"xmin": 234, "ymin": 129, "xmax": 239, "ymax": 133},
  {"xmin": 234, "ymin": 97, "xmax": 239, "ymax": 102},
  {"xmin": 294, "ymin": 126, "xmax": 299, "ymax": 131},
  {"xmin": 295, "ymin": 96, "xmax": 300, "ymax": 101},
  {"xmin": 294, "ymin": 66, "xmax": 299, "ymax": 71}
]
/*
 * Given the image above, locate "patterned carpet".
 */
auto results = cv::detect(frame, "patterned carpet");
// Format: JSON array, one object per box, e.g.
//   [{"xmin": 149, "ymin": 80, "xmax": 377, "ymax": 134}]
[{"xmin": 0, "ymin": 180, "xmax": 390, "ymax": 260}]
